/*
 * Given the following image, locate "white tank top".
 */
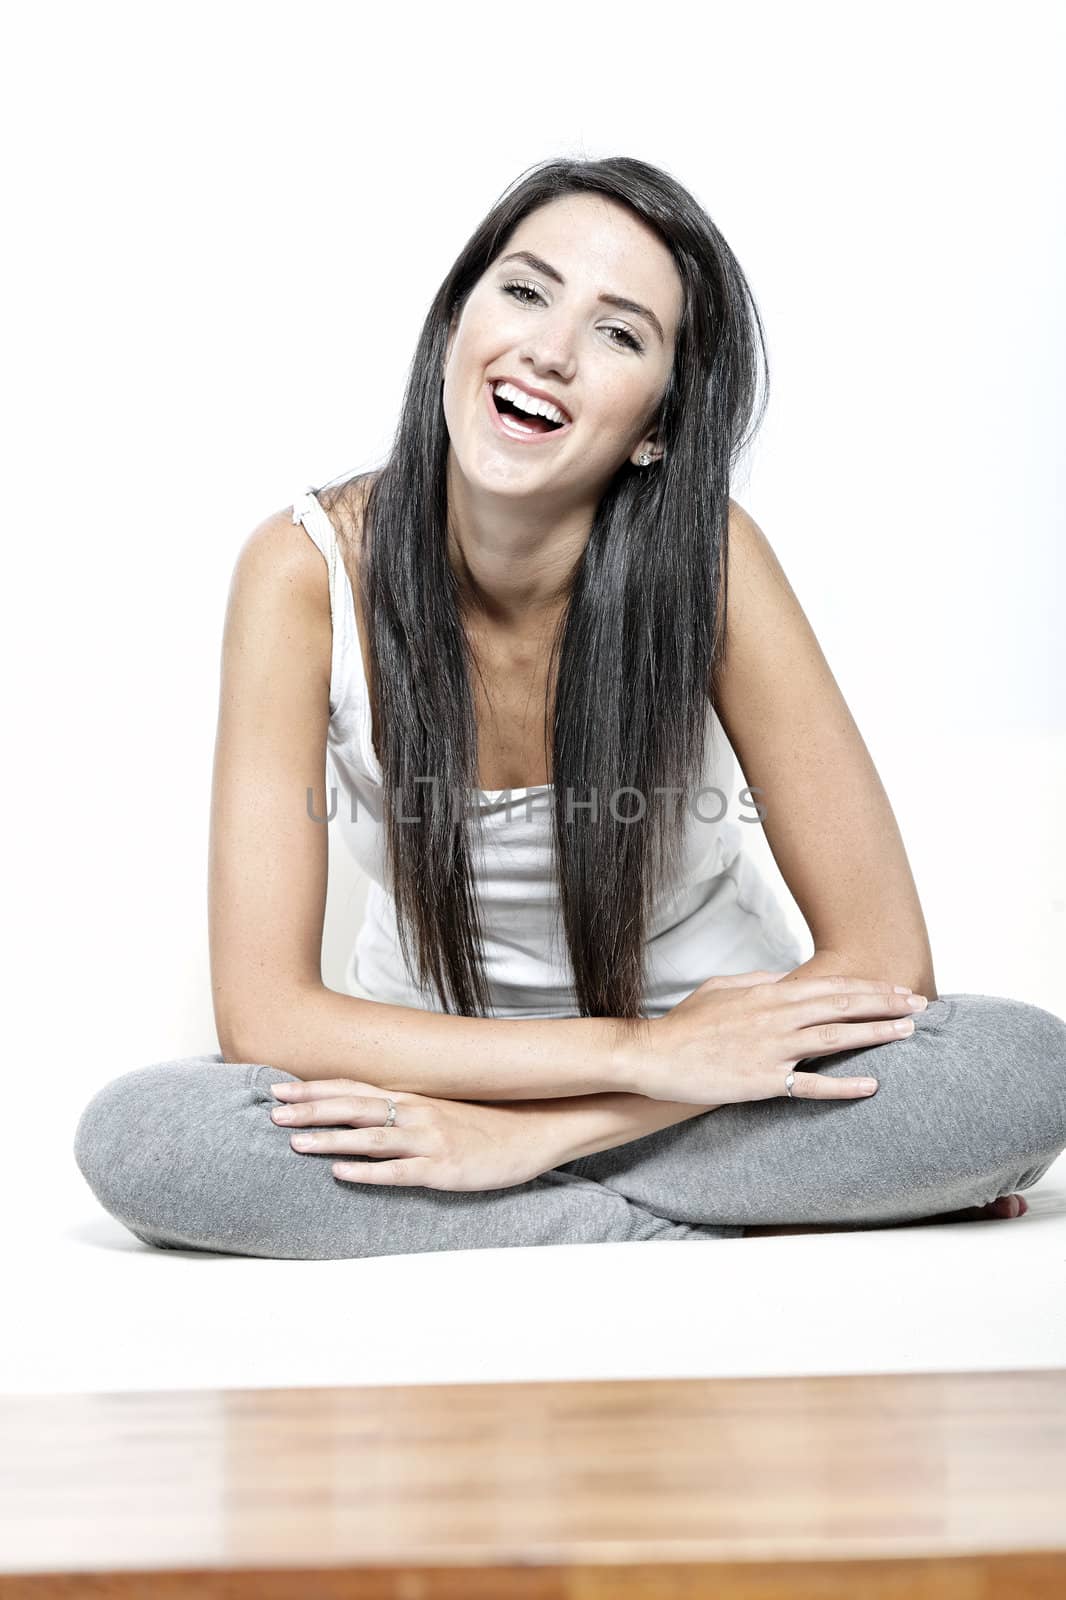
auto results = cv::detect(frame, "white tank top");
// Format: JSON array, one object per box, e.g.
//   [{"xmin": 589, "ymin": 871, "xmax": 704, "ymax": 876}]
[{"xmin": 292, "ymin": 486, "xmax": 805, "ymax": 1019}]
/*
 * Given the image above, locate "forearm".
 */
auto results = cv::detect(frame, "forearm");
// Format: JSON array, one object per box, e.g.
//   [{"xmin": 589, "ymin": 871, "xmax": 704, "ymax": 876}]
[
  {"xmin": 504, "ymin": 1088, "xmax": 720, "ymax": 1167},
  {"xmin": 491, "ymin": 945, "xmax": 936, "ymax": 1166},
  {"xmin": 785, "ymin": 946, "xmax": 937, "ymax": 1000},
  {"xmin": 228, "ymin": 983, "xmax": 640, "ymax": 1100},
  {"xmin": 468, "ymin": 951, "xmax": 938, "ymax": 1159}
]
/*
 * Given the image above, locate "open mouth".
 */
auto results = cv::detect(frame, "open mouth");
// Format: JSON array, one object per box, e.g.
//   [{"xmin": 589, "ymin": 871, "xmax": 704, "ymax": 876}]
[
  {"xmin": 494, "ymin": 391, "xmax": 565, "ymax": 432},
  {"xmin": 485, "ymin": 381, "xmax": 572, "ymax": 443}
]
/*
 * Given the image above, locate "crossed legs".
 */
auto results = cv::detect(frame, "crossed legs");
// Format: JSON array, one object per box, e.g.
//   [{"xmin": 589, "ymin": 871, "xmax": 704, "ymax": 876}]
[{"xmin": 72, "ymin": 993, "xmax": 1066, "ymax": 1258}]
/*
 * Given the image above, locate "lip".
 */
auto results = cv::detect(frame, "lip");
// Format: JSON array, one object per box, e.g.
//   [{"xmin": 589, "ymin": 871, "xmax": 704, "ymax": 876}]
[{"xmin": 483, "ymin": 380, "xmax": 574, "ymax": 446}]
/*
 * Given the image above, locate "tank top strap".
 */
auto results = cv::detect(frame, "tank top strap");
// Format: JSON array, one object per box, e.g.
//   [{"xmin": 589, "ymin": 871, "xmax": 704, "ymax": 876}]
[
  {"xmin": 291, "ymin": 485, "xmax": 361, "ymax": 726},
  {"xmin": 291, "ymin": 486, "xmax": 340, "ymax": 595}
]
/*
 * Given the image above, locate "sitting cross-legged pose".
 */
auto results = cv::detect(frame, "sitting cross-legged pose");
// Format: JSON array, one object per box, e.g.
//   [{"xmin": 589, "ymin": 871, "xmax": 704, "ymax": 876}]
[{"xmin": 74, "ymin": 156, "xmax": 1066, "ymax": 1258}]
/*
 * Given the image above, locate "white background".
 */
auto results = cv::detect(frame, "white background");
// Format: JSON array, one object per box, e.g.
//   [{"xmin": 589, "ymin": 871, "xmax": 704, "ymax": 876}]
[{"xmin": 4, "ymin": 0, "xmax": 1063, "ymax": 1097}]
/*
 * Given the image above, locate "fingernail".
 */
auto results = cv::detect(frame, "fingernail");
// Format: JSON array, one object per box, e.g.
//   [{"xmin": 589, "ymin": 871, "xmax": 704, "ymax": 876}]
[
  {"xmin": 893, "ymin": 985, "xmax": 912, "ymax": 994},
  {"xmin": 859, "ymin": 1079, "xmax": 878, "ymax": 1092},
  {"xmin": 271, "ymin": 1085, "xmax": 296, "ymax": 1098}
]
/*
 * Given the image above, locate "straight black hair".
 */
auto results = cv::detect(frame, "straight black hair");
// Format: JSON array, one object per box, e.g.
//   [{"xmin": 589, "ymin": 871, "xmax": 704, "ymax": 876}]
[{"xmin": 316, "ymin": 154, "xmax": 768, "ymax": 1029}]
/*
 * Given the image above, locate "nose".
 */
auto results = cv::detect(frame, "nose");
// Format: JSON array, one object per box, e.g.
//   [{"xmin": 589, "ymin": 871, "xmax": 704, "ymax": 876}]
[{"xmin": 518, "ymin": 332, "xmax": 578, "ymax": 383}]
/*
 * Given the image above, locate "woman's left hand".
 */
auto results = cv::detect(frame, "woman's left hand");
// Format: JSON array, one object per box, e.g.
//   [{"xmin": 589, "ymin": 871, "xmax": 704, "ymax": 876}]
[{"xmin": 268, "ymin": 1078, "xmax": 565, "ymax": 1191}]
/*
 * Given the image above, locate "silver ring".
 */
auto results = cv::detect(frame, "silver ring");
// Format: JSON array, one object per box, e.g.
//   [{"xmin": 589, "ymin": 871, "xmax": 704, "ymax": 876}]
[
  {"xmin": 382, "ymin": 1096, "xmax": 397, "ymax": 1128},
  {"xmin": 785, "ymin": 1071, "xmax": 796, "ymax": 1099}
]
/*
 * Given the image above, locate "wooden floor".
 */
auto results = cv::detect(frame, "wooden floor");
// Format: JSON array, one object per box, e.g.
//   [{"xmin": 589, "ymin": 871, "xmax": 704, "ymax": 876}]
[{"xmin": 2, "ymin": 1369, "xmax": 1065, "ymax": 1597}]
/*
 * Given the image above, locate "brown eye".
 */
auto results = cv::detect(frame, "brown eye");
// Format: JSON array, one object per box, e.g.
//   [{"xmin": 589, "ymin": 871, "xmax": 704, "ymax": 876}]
[
  {"xmin": 604, "ymin": 325, "xmax": 642, "ymax": 351},
  {"xmin": 500, "ymin": 283, "xmax": 643, "ymax": 353}
]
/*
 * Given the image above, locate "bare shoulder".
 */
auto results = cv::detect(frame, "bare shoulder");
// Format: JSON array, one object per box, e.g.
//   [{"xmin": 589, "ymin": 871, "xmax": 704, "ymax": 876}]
[
  {"xmin": 231, "ymin": 503, "xmax": 328, "ymax": 612},
  {"xmin": 227, "ymin": 472, "xmax": 378, "ymax": 622},
  {"xmin": 723, "ymin": 497, "xmax": 798, "ymax": 620},
  {"xmin": 726, "ymin": 496, "xmax": 757, "ymax": 536},
  {"xmin": 726, "ymin": 496, "xmax": 778, "ymax": 566},
  {"xmin": 716, "ymin": 494, "xmax": 834, "ymax": 745},
  {"xmin": 217, "ymin": 507, "xmax": 335, "ymax": 727}
]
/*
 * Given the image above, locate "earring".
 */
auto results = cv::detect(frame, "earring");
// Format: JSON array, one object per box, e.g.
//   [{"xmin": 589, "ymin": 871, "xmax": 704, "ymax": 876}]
[{"xmin": 638, "ymin": 453, "xmax": 652, "ymax": 466}]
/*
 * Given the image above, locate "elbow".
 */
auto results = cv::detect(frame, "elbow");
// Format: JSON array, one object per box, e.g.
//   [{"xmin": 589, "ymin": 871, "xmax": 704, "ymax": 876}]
[
  {"xmin": 216, "ymin": 1017, "xmax": 257, "ymax": 1066},
  {"xmin": 220, "ymin": 1020, "xmax": 288, "ymax": 1071},
  {"xmin": 213, "ymin": 983, "xmax": 250, "ymax": 1066},
  {"xmin": 214, "ymin": 998, "xmax": 288, "ymax": 1062},
  {"xmin": 217, "ymin": 1029, "xmax": 248, "ymax": 1066},
  {"xmin": 213, "ymin": 1003, "xmax": 244, "ymax": 1065},
  {"xmin": 215, "ymin": 984, "xmax": 319, "ymax": 1069}
]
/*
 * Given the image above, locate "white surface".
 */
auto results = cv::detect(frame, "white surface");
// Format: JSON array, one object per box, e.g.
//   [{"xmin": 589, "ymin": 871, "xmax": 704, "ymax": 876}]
[
  {"xmin": 9, "ymin": 1150, "xmax": 1065, "ymax": 1397},
  {"xmin": 6, "ymin": 6, "xmax": 1066, "ymax": 1399}
]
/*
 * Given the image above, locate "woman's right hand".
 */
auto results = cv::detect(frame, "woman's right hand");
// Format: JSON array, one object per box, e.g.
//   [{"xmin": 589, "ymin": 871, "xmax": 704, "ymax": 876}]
[{"xmin": 632, "ymin": 969, "xmax": 928, "ymax": 1105}]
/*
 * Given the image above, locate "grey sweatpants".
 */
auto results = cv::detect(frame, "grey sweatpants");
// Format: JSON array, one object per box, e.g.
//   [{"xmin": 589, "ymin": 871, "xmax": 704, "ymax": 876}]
[{"xmin": 73, "ymin": 993, "xmax": 1066, "ymax": 1259}]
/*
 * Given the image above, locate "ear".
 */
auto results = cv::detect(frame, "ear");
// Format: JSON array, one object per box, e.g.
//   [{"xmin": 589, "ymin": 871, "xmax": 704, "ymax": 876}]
[{"xmin": 631, "ymin": 435, "xmax": 665, "ymax": 468}]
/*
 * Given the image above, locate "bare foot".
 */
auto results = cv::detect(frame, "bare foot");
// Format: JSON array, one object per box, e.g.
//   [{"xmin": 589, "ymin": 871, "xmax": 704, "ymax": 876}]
[
  {"xmin": 745, "ymin": 1193, "xmax": 1029, "ymax": 1237},
  {"xmin": 913, "ymin": 1192, "xmax": 1029, "ymax": 1226}
]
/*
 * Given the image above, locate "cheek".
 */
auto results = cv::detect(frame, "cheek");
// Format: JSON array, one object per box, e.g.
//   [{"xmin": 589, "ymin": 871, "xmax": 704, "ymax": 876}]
[
  {"xmin": 584, "ymin": 393, "xmax": 643, "ymax": 448},
  {"xmin": 445, "ymin": 328, "xmax": 504, "ymax": 396},
  {"xmin": 455, "ymin": 294, "xmax": 515, "ymax": 354}
]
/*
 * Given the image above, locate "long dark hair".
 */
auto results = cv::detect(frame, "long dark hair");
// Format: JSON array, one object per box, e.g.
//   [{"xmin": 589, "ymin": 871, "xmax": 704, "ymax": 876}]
[{"xmin": 316, "ymin": 155, "xmax": 768, "ymax": 1028}]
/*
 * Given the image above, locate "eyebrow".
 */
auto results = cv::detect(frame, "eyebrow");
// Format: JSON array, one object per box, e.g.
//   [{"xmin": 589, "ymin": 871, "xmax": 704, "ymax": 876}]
[{"xmin": 497, "ymin": 250, "xmax": 666, "ymax": 345}]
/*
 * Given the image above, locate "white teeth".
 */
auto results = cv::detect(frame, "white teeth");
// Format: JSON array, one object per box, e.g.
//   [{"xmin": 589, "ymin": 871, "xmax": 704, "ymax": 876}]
[{"xmin": 492, "ymin": 380, "xmax": 569, "ymax": 426}]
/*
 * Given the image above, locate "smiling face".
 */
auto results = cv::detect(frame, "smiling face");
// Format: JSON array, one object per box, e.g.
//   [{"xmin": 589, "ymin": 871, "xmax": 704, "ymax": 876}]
[{"xmin": 441, "ymin": 193, "xmax": 682, "ymax": 500}]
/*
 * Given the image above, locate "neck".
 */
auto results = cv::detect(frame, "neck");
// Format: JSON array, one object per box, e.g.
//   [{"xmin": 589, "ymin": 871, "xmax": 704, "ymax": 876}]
[{"xmin": 445, "ymin": 453, "xmax": 590, "ymax": 632}]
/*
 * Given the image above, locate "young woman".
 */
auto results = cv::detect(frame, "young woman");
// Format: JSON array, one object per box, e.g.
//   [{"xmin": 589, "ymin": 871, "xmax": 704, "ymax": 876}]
[{"xmin": 73, "ymin": 157, "xmax": 1066, "ymax": 1257}]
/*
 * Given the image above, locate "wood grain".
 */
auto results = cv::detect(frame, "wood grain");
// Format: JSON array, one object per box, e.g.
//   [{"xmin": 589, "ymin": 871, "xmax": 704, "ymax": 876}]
[{"xmin": 1, "ymin": 1369, "xmax": 1064, "ymax": 1596}]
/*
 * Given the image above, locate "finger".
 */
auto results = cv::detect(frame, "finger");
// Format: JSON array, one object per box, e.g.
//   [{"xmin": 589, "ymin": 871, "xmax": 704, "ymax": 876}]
[
  {"xmin": 768, "ymin": 985, "xmax": 915, "ymax": 1024},
  {"xmin": 771, "ymin": 975, "xmax": 916, "ymax": 1002},
  {"xmin": 332, "ymin": 1157, "xmax": 428, "ymax": 1185},
  {"xmin": 788, "ymin": 988, "xmax": 927, "ymax": 1029},
  {"xmin": 287, "ymin": 1125, "xmax": 409, "ymax": 1158},
  {"xmin": 786, "ymin": 1067, "xmax": 880, "ymax": 1099},
  {"xmin": 789, "ymin": 1012, "xmax": 918, "ymax": 1061},
  {"xmin": 270, "ymin": 1078, "xmax": 384, "ymax": 1100},
  {"xmin": 782, "ymin": 987, "xmax": 927, "ymax": 1057},
  {"xmin": 271, "ymin": 1093, "xmax": 393, "ymax": 1127}
]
